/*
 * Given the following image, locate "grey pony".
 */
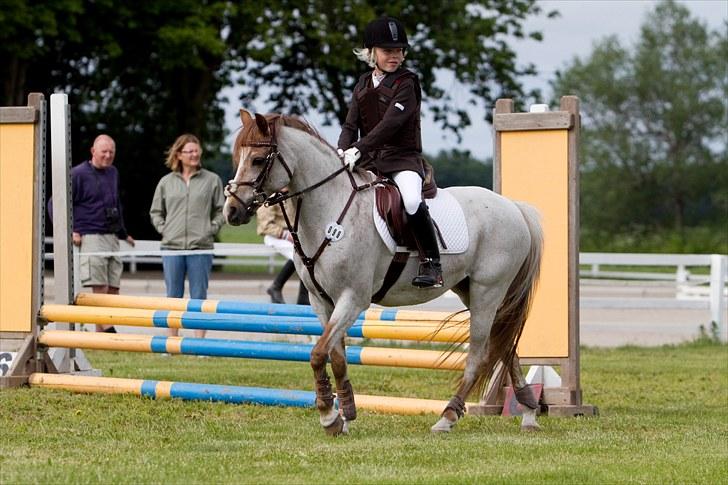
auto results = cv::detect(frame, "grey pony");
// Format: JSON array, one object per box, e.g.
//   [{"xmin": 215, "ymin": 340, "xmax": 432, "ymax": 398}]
[{"xmin": 224, "ymin": 112, "xmax": 544, "ymax": 436}]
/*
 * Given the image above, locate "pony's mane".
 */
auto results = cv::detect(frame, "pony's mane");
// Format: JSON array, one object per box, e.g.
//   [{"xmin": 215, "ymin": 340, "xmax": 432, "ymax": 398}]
[{"xmin": 233, "ymin": 112, "xmax": 336, "ymax": 165}]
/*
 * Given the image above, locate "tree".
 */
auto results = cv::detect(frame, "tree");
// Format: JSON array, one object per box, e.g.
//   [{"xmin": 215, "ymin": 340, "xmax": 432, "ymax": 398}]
[
  {"xmin": 229, "ymin": 1, "xmax": 554, "ymax": 136},
  {"xmin": 550, "ymin": 1, "xmax": 727, "ymax": 249},
  {"xmin": 1, "ymin": 1, "xmax": 254, "ymax": 238},
  {"xmin": 1, "ymin": 1, "xmax": 551, "ymax": 238},
  {"xmin": 427, "ymin": 150, "xmax": 492, "ymax": 188}
]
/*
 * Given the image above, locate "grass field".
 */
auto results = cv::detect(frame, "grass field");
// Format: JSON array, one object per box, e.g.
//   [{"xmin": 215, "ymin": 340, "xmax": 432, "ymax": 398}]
[{"xmin": 2, "ymin": 341, "xmax": 726, "ymax": 484}]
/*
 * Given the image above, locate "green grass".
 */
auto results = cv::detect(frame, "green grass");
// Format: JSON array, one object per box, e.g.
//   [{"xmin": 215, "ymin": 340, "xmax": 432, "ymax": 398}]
[
  {"xmin": 216, "ymin": 217, "xmax": 288, "ymax": 273},
  {"xmin": 218, "ymin": 219, "xmax": 262, "ymax": 244},
  {"xmin": 2, "ymin": 342, "xmax": 727, "ymax": 484}
]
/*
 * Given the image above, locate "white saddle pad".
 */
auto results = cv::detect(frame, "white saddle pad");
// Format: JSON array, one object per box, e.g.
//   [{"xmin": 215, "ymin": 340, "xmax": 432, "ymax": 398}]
[{"xmin": 373, "ymin": 187, "xmax": 468, "ymax": 255}]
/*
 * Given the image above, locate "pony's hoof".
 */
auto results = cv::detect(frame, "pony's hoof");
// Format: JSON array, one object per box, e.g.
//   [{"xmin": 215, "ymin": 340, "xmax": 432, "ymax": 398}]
[
  {"xmin": 323, "ymin": 415, "xmax": 348, "ymax": 437},
  {"xmin": 520, "ymin": 424, "xmax": 541, "ymax": 432},
  {"xmin": 430, "ymin": 416, "xmax": 456, "ymax": 433}
]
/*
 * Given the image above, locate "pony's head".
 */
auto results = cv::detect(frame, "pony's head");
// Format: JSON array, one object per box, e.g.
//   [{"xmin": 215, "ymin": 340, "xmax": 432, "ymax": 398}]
[{"xmin": 223, "ymin": 110, "xmax": 292, "ymax": 225}]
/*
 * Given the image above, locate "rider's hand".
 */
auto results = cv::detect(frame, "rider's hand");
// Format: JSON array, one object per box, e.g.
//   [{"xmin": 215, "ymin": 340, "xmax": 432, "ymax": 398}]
[
  {"xmin": 337, "ymin": 148, "xmax": 344, "ymax": 157},
  {"xmin": 343, "ymin": 147, "xmax": 360, "ymax": 172}
]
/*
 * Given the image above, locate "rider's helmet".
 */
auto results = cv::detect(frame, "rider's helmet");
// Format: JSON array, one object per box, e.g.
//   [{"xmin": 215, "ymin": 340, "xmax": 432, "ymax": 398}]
[{"xmin": 363, "ymin": 16, "xmax": 409, "ymax": 50}]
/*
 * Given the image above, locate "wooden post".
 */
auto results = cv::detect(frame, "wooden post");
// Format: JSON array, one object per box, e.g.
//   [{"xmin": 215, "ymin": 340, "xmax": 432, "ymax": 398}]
[
  {"xmin": 469, "ymin": 96, "xmax": 596, "ymax": 416},
  {"xmin": 0, "ymin": 94, "xmax": 45, "ymax": 387}
]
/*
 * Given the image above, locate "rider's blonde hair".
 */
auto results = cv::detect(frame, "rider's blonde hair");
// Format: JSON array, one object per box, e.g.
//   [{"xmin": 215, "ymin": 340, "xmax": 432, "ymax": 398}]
[{"xmin": 353, "ymin": 47, "xmax": 376, "ymax": 68}]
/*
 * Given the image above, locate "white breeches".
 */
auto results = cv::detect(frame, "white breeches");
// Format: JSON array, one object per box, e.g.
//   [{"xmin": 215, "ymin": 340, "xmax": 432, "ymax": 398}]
[
  {"xmin": 392, "ymin": 170, "xmax": 423, "ymax": 215},
  {"xmin": 263, "ymin": 235, "xmax": 294, "ymax": 261}
]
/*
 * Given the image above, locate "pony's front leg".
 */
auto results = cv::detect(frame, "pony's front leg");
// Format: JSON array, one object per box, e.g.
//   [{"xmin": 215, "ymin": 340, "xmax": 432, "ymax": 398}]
[
  {"xmin": 330, "ymin": 336, "xmax": 356, "ymax": 424},
  {"xmin": 509, "ymin": 354, "xmax": 541, "ymax": 431},
  {"xmin": 310, "ymin": 325, "xmax": 342, "ymax": 435}
]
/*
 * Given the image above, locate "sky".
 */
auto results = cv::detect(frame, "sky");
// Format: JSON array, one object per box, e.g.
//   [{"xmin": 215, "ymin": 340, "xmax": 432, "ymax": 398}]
[{"xmin": 223, "ymin": 0, "xmax": 727, "ymax": 161}]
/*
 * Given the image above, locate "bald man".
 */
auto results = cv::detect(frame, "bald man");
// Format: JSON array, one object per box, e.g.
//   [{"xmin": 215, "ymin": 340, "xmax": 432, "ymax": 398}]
[{"xmin": 70, "ymin": 134, "xmax": 134, "ymax": 331}]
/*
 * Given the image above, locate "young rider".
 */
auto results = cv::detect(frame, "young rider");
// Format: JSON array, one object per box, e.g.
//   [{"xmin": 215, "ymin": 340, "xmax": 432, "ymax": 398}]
[{"xmin": 337, "ymin": 15, "xmax": 443, "ymax": 288}]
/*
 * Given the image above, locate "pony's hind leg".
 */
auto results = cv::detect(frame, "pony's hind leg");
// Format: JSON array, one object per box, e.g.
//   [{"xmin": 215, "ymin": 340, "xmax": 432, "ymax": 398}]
[
  {"xmin": 509, "ymin": 354, "xmax": 541, "ymax": 431},
  {"xmin": 431, "ymin": 288, "xmax": 501, "ymax": 433}
]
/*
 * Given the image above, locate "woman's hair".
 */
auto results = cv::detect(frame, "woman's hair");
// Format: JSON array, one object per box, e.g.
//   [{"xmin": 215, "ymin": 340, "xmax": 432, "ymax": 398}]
[
  {"xmin": 353, "ymin": 47, "xmax": 376, "ymax": 68},
  {"xmin": 165, "ymin": 133, "xmax": 201, "ymax": 171}
]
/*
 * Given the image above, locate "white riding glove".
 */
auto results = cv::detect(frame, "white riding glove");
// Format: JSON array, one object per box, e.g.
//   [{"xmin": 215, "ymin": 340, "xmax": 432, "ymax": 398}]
[{"xmin": 342, "ymin": 147, "xmax": 361, "ymax": 172}]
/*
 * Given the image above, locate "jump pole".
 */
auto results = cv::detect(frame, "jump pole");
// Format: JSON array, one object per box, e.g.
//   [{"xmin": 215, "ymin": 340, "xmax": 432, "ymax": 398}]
[
  {"xmin": 73, "ymin": 292, "xmax": 470, "ymax": 324},
  {"xmin": 39, "ymin": 304, "xmax": 470, "ymax": 343},
  {"xmin": 38, "ymin": 330, "xmax": 468, "ymax": 370},
  {"xmin": 469, "ymin": 96, "xmax": 596, "ymax": 416},
  {"xmin": 29, "ymin": 373, "xmax": 475, "ymax": 415}
]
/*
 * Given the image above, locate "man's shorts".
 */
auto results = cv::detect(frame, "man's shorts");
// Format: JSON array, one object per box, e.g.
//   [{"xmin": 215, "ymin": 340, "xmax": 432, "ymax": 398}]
[{"xmin": 79, "ymin": 234, "xmax": 123, "ymax": 288}]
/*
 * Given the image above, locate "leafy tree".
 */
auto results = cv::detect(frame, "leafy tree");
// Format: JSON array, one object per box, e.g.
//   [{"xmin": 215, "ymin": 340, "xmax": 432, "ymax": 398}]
[
  {"xmin": 230, "ymin": 0, "xmax": 555, "ymax": 136},
  {"xmin": 1, "ymin": 1, "xmax": 253, "ymax": 238},
  {"xmin": 550, "ymin": 0, "xmax": 727, "ymax": 250},
  {"xmin": 427, "ymin": 150, "xmax": 492, "ymax": 188},
  {"xmin": 1, "ymin": 1, "xmax": 551, "ymax": 238}
]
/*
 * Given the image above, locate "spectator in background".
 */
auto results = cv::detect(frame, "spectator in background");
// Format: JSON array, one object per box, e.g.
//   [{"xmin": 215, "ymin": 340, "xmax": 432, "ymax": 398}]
[
  {"xmin": 150, "ymin": 134, "xmax": 224, "ymax": 339},
  {"xmin": 257, "ymin": 201, "xmax": 309, "ymax": 305},
  {"xmin": 64, "ymin": 134, "xmax": 134, "ymax": 332}
]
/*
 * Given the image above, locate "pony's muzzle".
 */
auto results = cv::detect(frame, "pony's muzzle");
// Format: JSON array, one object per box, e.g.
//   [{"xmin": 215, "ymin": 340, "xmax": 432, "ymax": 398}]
[{"xmin": 223, "ymin": 197, "xmax": 256, "ymax": 226}]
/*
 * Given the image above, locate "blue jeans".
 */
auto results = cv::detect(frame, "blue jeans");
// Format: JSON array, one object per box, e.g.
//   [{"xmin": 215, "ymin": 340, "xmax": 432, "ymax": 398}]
[{"xmin": 162, "ymin": 254, "xmax": 213, "ymax": 299}]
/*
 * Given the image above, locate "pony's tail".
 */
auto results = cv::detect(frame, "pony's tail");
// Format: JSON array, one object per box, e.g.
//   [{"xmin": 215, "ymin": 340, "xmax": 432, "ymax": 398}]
[{"xmin": 474, "ymin": 202, "xmax": 544, "ymax": 395}]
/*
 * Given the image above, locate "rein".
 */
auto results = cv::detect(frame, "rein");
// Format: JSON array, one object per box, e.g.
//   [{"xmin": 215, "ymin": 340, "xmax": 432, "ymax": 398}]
[{"xmin": 227, "ymin": 121, "xmax": 383, "ymax": 307}]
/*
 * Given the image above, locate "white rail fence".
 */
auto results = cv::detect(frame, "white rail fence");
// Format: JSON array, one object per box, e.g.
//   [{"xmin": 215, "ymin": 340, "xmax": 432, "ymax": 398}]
[
  {"xmin": 579, "ymin": 252, "xmax": 727, "ymax": 340},
  {"xmin": 44, "ymin": 239, "xmax": 727, "ymax": 339},
  {"xmin": 45, "ymin": 238, "xmax": 286, "ymax": 274}
]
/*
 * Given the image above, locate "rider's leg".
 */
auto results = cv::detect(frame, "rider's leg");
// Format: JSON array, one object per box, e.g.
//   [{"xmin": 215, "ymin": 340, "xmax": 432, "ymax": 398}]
[{"xmin": 392, "ymin": 171, "xmax": 443, "ymax": 288}]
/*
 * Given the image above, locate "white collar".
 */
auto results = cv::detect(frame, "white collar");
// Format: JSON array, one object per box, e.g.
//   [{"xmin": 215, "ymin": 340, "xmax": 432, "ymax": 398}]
[{"xmin": 372, "ymin": 71, "xmax": 386, "ymax": 88}]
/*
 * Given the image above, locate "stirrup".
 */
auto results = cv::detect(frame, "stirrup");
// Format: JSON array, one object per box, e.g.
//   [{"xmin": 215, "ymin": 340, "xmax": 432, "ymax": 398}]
[{"xmin": 412, "ymin": 259, "xmax": 443, "ymax": 288}]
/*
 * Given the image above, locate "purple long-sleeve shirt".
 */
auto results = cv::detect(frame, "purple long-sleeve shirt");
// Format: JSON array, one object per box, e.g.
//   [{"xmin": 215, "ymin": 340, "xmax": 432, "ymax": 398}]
[{"xmin": 48, "ymin": 160, "xmax": 128, "ymax": 238}]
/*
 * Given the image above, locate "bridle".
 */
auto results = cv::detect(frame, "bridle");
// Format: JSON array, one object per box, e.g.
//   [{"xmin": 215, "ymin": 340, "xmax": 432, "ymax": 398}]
[
  {"xmin": 224, "ymin": 118, "xmax": 384, "ymax": 306},
  {"xmin": 223, "ymin": 123, "xmax": 293, "ymax": 215}
]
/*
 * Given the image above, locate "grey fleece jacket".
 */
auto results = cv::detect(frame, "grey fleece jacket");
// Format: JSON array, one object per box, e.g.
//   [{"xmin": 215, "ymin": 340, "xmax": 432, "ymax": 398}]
[{"xmin": 149, "ymin": 168, "xmax": 225, "ymax": 250}]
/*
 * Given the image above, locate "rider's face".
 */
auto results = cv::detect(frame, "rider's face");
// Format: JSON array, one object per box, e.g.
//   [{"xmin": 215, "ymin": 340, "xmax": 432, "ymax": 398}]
[{"xmin": 374, "ymin": 47, "xmax": 405, "ymax": 73}]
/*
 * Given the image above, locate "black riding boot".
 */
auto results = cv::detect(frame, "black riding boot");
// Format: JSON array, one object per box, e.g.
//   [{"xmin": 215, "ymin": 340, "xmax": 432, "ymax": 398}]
[
  {"xmin": 408, "ymin": 202, "xmax": 443, "ymax": 288},
  {"xmin": 268, "ymin": 259, "xmax": 295, "ymax": 304}
]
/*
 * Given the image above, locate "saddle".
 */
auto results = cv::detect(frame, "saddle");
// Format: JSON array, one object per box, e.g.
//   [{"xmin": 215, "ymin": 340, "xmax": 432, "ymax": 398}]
[
  {"xmin": 371, "ymin": 169, "xmax": 445, "ymax": 303},
  {"xmin": 373, "ymin": 161, "xmax": 441, "ymax": 251}
]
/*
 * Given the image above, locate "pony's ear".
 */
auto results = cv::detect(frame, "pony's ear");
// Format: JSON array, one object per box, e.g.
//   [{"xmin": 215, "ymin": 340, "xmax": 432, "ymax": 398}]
[
  {"xmin": 239, "ymin": 109, "xmax": 253, "ymax": 127},
  {"xmin": 254, "ymin": 113, "xmax": 270, "ymax": 137}
]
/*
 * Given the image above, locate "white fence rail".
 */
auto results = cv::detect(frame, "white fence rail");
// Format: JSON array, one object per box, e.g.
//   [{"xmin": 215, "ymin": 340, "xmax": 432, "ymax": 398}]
[
  {"xmin": 580, "ymin": 252, "xmax": 726, "ymax": 340},
  {"xmin": 44, "ymin": 238, "xmax": 286, "ymax": 274}
]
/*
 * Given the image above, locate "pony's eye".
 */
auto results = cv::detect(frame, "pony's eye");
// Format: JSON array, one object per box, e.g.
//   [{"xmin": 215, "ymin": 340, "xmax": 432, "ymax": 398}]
[{"xmin": 251, "ymin": 157, "xmax": 266, "ymax": 165}]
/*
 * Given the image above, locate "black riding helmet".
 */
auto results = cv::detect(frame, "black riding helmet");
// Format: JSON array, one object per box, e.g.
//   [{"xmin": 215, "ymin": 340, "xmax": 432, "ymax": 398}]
[{"xmin": 363, "ymin": 15, "xmax": 409, "ymax": 49}]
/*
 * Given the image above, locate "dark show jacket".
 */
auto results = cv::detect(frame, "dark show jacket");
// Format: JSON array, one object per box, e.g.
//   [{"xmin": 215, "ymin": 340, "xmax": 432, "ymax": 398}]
[{"xmin": 338, "ymin": 67, "xmax": 425, "ymax": 177}]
